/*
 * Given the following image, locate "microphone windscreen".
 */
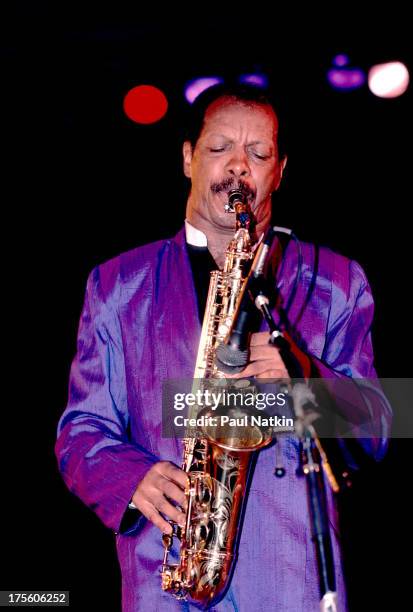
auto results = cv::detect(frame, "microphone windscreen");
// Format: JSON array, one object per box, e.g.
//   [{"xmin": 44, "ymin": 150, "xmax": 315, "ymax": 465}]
[{"xmin": 215, "ymin": 342, "xmax": 249, "ymax": 374}]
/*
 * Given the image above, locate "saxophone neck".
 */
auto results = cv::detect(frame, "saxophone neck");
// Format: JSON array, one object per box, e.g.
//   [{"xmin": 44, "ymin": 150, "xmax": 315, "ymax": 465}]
[
  {"xmin": 235, "ymin": 201, "xmax": 251, "ymax": 231},
  {"xmin": 223, "ymin": 229, "xmax": 252, "ymax": 273}
]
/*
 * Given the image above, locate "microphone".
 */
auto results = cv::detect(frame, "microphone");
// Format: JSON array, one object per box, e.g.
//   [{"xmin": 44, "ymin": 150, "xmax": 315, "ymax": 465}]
[{"xmin": 215, "ymin": 226, "xmax": 277, "ymax": 373}]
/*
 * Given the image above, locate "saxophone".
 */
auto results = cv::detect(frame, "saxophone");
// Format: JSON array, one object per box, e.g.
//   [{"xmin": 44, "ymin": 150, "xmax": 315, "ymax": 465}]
[{"xmin": 161, "ymin": 190, "xmax": 272, "ymax": 608}]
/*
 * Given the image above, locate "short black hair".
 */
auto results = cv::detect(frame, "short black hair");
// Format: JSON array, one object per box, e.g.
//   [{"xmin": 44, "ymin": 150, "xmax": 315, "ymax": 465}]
[{"xmin": 183, "ymin": 82, "xmax": 287, "ymax": 159}]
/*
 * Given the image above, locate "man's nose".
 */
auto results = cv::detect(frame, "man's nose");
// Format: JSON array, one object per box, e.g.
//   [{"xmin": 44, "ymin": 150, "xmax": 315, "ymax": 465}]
[{"xmin": 226, "ymin": 150, "xmax": 251, "ymax": 178}]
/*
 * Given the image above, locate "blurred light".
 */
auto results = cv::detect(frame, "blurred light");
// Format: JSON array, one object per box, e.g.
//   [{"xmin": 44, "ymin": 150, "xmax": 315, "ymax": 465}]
[
  {"xmin": 239, "ymin": 73, "xmax": 269, "ymax": 87},
  {"xmin": 333, "ymin": 54, "xmax": 350, "ymax": 67},
  {"xmin": 123, "ymin": 85, "xmax": 168, "ymax": 124},
  {"xmin": 184, "ymin": 77, "xmax": 224, "ymax": 104},
  {"xmin": 368, "ymin": 61, "xmax": 410, "ymax": 98},
  {"xmin": 327, "ymin": 68, "xmax": 366, "ymax": 90}
]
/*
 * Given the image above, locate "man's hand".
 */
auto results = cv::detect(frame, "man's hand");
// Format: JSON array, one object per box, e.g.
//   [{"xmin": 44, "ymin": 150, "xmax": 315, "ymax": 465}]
[
  {"xmin": 227, "ymin": 331, "xmax": 290, "ymax": 379},
  {"xmin": 131, "ymin": 461, "xmax": 188, "ymax": 534},
  {"xmin": 226, "ymin": 331, "xmax": 311, "ymax": 379}
]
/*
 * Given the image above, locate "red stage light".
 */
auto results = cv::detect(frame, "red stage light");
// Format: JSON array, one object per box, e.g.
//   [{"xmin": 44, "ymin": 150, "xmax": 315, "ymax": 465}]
[{"xmin": 123, "ymin": 85, "xmax": 168, "ymax": 124}]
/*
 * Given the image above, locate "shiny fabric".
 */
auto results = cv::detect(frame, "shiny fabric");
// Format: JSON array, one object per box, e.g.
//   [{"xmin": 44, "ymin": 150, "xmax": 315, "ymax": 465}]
[{"xmin": 55, "ymin": 228, "xmax": 392, "ymax": 611}]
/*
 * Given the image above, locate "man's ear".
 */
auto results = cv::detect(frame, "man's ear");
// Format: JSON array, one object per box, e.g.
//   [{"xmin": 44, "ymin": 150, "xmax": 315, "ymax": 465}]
[{"xmin": 183, "ymin": 141, "xmax": 193, "ymax": 178}]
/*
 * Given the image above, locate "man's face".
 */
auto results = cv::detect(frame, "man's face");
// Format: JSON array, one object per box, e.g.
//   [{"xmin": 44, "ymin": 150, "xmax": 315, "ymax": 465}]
[{"xmin": 183, "ymin": 97, "xmax": 286, "ymax": 237}]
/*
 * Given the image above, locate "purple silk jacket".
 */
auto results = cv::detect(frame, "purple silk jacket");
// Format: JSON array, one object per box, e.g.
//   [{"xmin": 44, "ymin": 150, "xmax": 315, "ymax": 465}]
[{"xmin": 55, "ymin": 228, "xmax": 391, "ymax": 611}]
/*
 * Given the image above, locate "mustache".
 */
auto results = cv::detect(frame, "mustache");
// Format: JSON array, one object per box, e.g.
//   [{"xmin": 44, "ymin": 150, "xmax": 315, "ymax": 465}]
[{"xmin": 211, "ymin": 178, "xmax": 256, "ymax": 202}]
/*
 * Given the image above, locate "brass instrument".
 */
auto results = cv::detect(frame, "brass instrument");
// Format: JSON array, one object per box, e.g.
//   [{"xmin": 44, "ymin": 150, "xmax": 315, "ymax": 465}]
[{"xmin": 161, "ymin": 191, "xmax": 272, "ymax": 608}]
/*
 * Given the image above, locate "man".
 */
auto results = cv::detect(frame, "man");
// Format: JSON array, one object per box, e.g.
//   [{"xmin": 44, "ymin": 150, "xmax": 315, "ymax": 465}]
[{"xmin": 55, "ymin": 83, "xmax": 391, "ymax": 611}]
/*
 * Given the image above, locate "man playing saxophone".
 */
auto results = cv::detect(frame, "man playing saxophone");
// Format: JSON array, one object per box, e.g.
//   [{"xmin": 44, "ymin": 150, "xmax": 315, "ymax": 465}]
[{"xmin": 56, "ymin": 83, "xmax": 391, "ymax": 611}]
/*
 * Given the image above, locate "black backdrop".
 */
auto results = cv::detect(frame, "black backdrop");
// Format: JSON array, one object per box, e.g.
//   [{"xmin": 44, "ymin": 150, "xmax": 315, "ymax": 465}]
[{"xmin": 2, "ymin": 7, "xmax": 412, "ymax": 611}]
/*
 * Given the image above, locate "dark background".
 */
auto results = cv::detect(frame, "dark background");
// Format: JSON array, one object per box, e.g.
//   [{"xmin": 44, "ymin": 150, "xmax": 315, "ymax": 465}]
[{"xmin": 2, "ymin": 6, "xmax": 411, "ymax": 611}]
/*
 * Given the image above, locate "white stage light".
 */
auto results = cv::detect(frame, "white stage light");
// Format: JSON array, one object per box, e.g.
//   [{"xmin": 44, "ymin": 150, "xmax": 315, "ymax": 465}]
[{"xmin": 368, "ymin": 62, "xmax": 409, "ymax": 98}]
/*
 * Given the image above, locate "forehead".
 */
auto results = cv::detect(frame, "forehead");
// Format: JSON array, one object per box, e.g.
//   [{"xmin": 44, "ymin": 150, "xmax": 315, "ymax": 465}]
[{"xmin": 200, "ymin": 97, "xmax": 279, "ymax": 140}]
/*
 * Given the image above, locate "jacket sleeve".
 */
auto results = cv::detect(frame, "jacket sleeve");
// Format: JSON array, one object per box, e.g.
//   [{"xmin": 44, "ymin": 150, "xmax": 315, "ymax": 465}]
[
  {"xmin": 55, "ymin": 267, "xmax": 158, "ymax": 534},
  {"xmin": 309, "ymin": 258, "xmax": 392, "ymax": 461}
]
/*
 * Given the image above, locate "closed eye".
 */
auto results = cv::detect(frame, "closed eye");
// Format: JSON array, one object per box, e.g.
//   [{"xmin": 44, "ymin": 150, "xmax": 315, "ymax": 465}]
[{"xmin": 208, "ymin": 146, "xmax": 271, "ymax": 159}]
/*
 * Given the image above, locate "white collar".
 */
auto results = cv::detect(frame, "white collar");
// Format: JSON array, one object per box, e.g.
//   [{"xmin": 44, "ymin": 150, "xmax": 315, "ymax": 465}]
[
  {"xmin": 184, "ymin": 219, "xmax": 265, "ymax": 252},
  {"xmin": 185, "ymin": 219, "xmax": 208, "ymax": 247}
]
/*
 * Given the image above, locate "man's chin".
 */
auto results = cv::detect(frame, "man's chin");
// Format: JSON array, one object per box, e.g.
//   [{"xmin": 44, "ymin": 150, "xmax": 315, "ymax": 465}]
[{"xmin": 212, "ymin": 215, "xmax": 237, "ymax": 232}]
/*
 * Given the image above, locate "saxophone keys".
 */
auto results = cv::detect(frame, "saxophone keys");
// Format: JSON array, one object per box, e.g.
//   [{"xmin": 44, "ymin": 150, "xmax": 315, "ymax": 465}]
[{"xmin": 162, "ymin": 532, "xmax": 173, "ymax": 551}]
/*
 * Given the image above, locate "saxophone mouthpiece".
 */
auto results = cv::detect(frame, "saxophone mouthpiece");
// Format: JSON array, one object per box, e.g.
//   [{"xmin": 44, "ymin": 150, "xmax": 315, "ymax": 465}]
[
  {"xmin": 224, "ymin": 190, "xmax": 245, "ymax": 213},
  {"xmin": 225, "ymin": 190, "xmax": 251, "ymax": 230}
]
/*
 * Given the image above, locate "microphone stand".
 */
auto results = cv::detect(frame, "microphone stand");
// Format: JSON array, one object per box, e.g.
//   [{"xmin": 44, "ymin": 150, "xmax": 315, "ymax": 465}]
[
  {"xmin": 216, "ymin": 224, "xmax": 340, "ymax": 610},
  {"xmin": 254, "ymin": 290, "xmax": 339, "ymax": 612}
]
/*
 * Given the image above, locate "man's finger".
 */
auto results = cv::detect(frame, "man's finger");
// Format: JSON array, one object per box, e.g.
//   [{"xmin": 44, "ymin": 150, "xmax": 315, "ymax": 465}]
[
  {"xmin": 141, "ymin": 503, "xmax": 173, "ymax": 534},
  {"xmin": 155, "ymin": 461, "xmax": 188, "ymax": 489},
  {"xmin": 228, "ymin": 360, "xmax": 290, "ymax": 379},
  {"xmin": 162, "ymin": 479, "xmax": 188, "ymax": 509},
  {"xmin": 249, "ymin": 344, "xmax": 282, "ymax": 362},
  {"xmin": 256, "ymin": 369, "xmax": 289, "ymax": 379},
  {"xmin": 250, "ymin": 331, "xmax": 273, "ymax": 346},
  {"xmin": 229, "ymin": 361, "xmax": 267, "ymax": 377},
  {"xmin": 157, "ymin": 497, "xmax": 186, "ymax": 527}
]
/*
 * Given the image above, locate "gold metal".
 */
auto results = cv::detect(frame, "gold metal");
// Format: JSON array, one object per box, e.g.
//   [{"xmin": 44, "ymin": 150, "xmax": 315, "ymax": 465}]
[{"xmin": 161, "ymin": 194, "xmax": 272, "ymax": 607}]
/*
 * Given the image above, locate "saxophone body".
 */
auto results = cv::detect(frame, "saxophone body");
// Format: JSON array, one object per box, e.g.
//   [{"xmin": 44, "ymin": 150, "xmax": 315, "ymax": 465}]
[{"xmin": 161, "ymin": 191, "xmax": 272, "ymax": 608}]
